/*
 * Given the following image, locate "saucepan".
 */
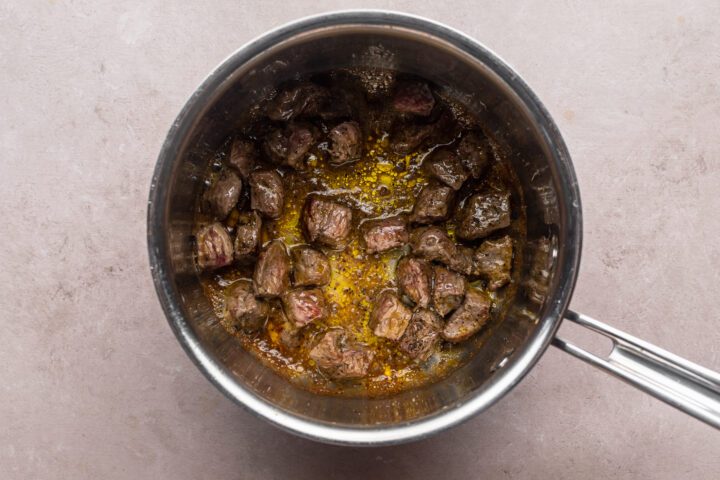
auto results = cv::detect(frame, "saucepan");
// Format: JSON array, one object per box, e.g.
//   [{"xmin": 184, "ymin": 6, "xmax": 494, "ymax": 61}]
[{"xmin": 147, "ymin": 10, "xmax": 720, "ymax": 444}]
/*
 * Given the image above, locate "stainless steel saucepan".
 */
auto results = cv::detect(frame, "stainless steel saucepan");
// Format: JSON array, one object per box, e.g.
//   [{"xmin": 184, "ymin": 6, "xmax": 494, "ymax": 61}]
[{"xmin": 147, "ymin": 10, "xmax": 720, "ymax": 445}]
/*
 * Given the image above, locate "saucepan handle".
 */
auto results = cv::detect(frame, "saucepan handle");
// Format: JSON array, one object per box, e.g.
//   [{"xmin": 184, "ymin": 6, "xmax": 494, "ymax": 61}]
[{"xmin": 552, "ymin": 310, "xmax": 720, "ymax": 429}]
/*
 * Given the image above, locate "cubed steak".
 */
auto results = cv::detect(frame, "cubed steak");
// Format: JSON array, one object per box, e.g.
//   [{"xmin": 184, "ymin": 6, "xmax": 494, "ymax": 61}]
[
  {"xmin": 277, "ymin": 321, "xmax": 302, "ymax": 351},
  {"xmin": 223, "ymin": 280, "xmax": 268, "ymax": 332},
  {"xmin": 389, "ymin": 121, "xmax": 433, "ymax": 154},
  {"xmin": 292, "ymin": 247, "xmax": 331, "ymax": 287},
  {"xmin": 456, "ymin": 191, "xmax": 511, "ymax": 240},
  {"xmin": 249, "ymin": 170, "xmax": 284, "ymax": 219},
  {"xmin": 399, "ymin": 309, "xmax": 442, "ymax": 360},
  {"xmin": 206, "ymin": 171, "xmax": 242, "ymax": 219},
  {"xmin": 196, "ymin": 222, "xmax": 233, "ymax": 270},
  {"xmin": 442, "ymin": 288, "xmax": 492, "ymax": 343},
  {"xmin": 265, "ymin": 83, "xmax": 329, "ymax": 121},
  {"xmin": 422, "ymin": 149, "xmax": 468, "ymax": 191},
  {"xmin": 409, "ymin": 184, "xmax": 453, "ymax": 224},
  {"xmin": 328, "ymin": 121, "xmax": 362, "ymax": 165},
  {"xmin": 263, "ymin": 123, "xmax": 315, "ymax": 169},
  {"xmin": 474, "ymin": 235, "xmax": 513, "ymax": 290},
  {"xmin": 309, "ymin": 330, "xmax": 375, "ymax": 379},
  {"xmin": 228, "ymin": 138, "xmax": 257, "ymax": 179},
  {"xmin": 392, "ymin": 81, "xmax": 435, "ymax": 116},
  {"xmin": 282, "ymin": 288, "xmax": 328, "ymax": 327},
  {"xmin": 396, "ymin": 256, "xmax": 433, "ymax": 308},
  {"xmin": 409, "ymin": 226, "xmax": 457, "ymax": 265},
  {"xmin": 448, "ymin": 245, "xmax": 479, "ymax": 277},
  {"xmin": 363, "ymin": 216, "xmax": 409, "ymax": 254},
  {"xmin": 234, "ymin": 210, "xmax": 262, "ymax": 260},
  {"xmin": 370, "ymin": 291, "xmax": 413, "ymax": 341},
  {"xmin": 457, "ymin": 132, "xmax": 490, "ymax": 179},
  {"xmin": 302, "ymin": 196, "xmax": 353, "ymax": 249},
  {"xmin": 432, "ymin": 266, "xmax": 466, "ymax": 316},
  {"xmin": 253, "ymin": 240, "xmax": 290, "ymax": 298}
]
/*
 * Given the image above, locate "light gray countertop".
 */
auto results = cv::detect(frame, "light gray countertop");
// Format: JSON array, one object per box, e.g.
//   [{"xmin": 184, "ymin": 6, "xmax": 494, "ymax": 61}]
[{"xmin": 2, "ymin": 1, "xmax": 719, "ymax": 478}]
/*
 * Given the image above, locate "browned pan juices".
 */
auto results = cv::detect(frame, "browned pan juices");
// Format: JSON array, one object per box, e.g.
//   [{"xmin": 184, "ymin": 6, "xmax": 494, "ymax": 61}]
[{"xmin": 195, "ymin": 69, "xmax": 526, "ymax": 397}]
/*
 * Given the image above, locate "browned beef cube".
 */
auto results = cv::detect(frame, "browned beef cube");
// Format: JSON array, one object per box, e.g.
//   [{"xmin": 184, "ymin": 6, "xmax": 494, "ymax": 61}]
[
  {"xmin": 399, "ymin": 309, "xmax": 442, "ymax": 360},
  {"xmin": 265, "ymin": 83, "xmax": 329, "ymax": 121},
  {"xmin": 448, "ymin": 245, "xmax": 479, "ymax": 277},
  {"xmin": 474, "ymin": 235, "xmax": 513, "ymax": 290},
  {"xmin": 389, "ymin": 121, "xmax": 433, "ymax": 154},
  {"xmin": 253, "ymin": 240, "xmax": 290, "ymax": 298},
  {"xmin": 302, "ymin": 196, "xmax": 353, "ymax": 249},
  {"xmin": 263, "ymin": 123, "xmax": 315, "ymax": 169},
  {"xmin": 309, "ymin": 330, "xmax": 375, "ymax": 379},
  {"xmin": 442, "ymin": 288, "xmax": 492, "ymax": 343},
  {"xmin": 409, "ymin": 184, "xmax": 453, "ymax": 224},
  {"xmin": 396, "ymin": 257, "xmax": 432, "ymax": 308},
  {"xmin": 432, "ymin": 266, "xmax": 466, "ymax": 316},
  {"xmin": 277, "ymin": 321, "xmax": 302, "ymax": 351},
  {"xmin": 370, "ymin": 291, "xmax": 413, "ymax": 341},
  {"xmin": 319, "ymin": 85, "xmax": 367, "ymax": 121},
  {"xmin": 234, "ymin": 210, "xmax": 262, "ymax": 260},
  {"xmin": 328, "ymin": 121, "xmax": 362, "ymax": 165},
  {"xmin": 206, "ymin": 171, "xmax": 242, "ymax": 219},
  {"xmin": 423, "ymin": 149, "xmax": 468, "ymax": 191},
  {"xmin": 228, "ymin": 138, "xmax": 257, "ymax": 179},
  {"xmin": 292, "ymin": 247, "xmax": 331, "ymax": 287},
  {"xmin": 249, "ymin": 170, "xmax": 284, "ymax": 219},
  {"xmin": 282, "ymin": 288, "xmax": 328, "ymax": 327},
  {"xmin": 457, "ymin": 132, "xmax": 490, "ymax": 179},
  {"xmin": 456, "ymin": 191, "xmax": 511, "ymax": 240},
  {"xmin": 196, "ymin": 222, "xmax": 233, "ymax": 270},
  {"xmin": 223, "ymin": 280, "xmax": 268, "ymax": 332},
  {"xmin": 392, "ymin": 81, "xmax": 435, "ymax": 116},
  {"xmin": 363, "ymin": 216, "xmax": 409, "ymax": 254},
  {"xmin": 409, "ymin": 226, "xmax": 457, "ymax": 265}
]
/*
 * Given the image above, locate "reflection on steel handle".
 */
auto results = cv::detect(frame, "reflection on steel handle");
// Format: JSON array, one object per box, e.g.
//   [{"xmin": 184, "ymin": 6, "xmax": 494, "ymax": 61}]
[{"xmin": 553, "ymin": 310, "xmax": 720, "ymax": 429}]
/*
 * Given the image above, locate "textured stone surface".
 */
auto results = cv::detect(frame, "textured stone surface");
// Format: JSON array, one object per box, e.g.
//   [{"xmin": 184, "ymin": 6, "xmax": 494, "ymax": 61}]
[{"xmin": 2, "ymin": 1, "xmax": 719, "ymax": 478}]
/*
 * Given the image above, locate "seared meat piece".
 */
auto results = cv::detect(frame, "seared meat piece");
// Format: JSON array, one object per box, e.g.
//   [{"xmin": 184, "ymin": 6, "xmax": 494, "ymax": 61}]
[
  {"xmin": 457, "ymin": 132, "xmax": 490, "ymax": 179},
  {"xmin": 282, "ymin": 288, "xmax": 328, "ymax": 327},
  {"xmin": 449, "ymin": 245, "xmax": 479, "ymax": 277},
  {"xmin": 363, "ymin": 216, "xmax": 409, "ymax": 254},
  {"xmin": 389, "ymin": 121, "xmax": 433, "ymax": 154},
  {"xmin": 319, "ymin": 85, "xmax": 366, "ymax": 121},
  {"xmin": 253, "ymin": 240, "xmax": 291, "ymax": 298},
  {"xmin": 206, "ymin": 171, "xmax": 242, "ymax": 219},
  {"xmin": 234, "ymin": 210, "xmax": 262, "ymax": 260},
  {"xmin": 409, "ymin": 184, "xmax": 453, "ymax": 224},
  {"xmin": 442, "ymin": 288, "xmax": 492, "ymax": 343},
  {"xmin": 223, "ymin": 280, "xmax": 268, "ymax": 332},
  {"xmin": 409, "ymin": 226, "xmax": 457, "ymax": 265},
  {"xmin": 423, "ymin": 149, "xmax": 468, "ymax": 191},
  {"xmin": 196, "ymin": 222, "xmax": 233, "ymax": 270},
  {"xmin": 265, "ymin": 83, "xmax": 328, "ymax": 121},
  {"xmin": 474, "ymin": 235, "xmax": 513, "ymax": 290},
  {"xmin": 292, "ymin": 246, "xmax": 331, "ymax": 287},
  {"xmin": 432, "ymin": 266, "xmax": 466, "ymax": 316},
  {"xmin": 456, "ymin": 191, "xmax": 511, "ymax": 240},
  {"xmin": 249, "ymin": 170, "xmax": 284, "ymax": 219},
  {"xmin": 263, "ymin": 123, "xmax": 315, "ymax": 169},
  {"xmin": 302, "ymin": 196, "xmax": 353, "ymax": 249},
  {"xmin": 396, "ymin": 257, "xmax": 433, "ymax": 308},
  {"xmin": 370, "ymin": 291, "xmax": 413, "ymax": 341},
  {"xmin": 328, "ymin": 121, "xmax": 362, "ymax": 165},
  {"xmin": 399, "ymin": 309, "xmax": 442, "ymax": 360},
  {"xmin": 228, "ymin": 138, "xmax": 257, "ymax": 179},
  {"xmin": 392, "ymin": 81, "xmax": 435, "ymax": 116},
  {"xmin": 277, "ymin": 321, "xmax": 302, "ymax": 351},
  {"xmin": 309, "ymin": 330, "xmax": 375, "ymax": 379}
]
